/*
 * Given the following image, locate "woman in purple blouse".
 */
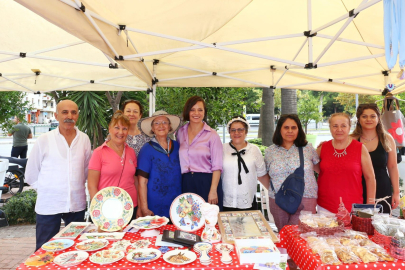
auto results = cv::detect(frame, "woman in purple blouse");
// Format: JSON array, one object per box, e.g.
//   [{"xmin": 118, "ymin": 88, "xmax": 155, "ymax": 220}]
[{"xmin": 177, "ymin": 96, "xmax": 224, "ymax": 210}]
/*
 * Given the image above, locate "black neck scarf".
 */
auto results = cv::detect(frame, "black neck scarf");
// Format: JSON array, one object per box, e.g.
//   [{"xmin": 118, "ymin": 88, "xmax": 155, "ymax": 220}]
[{"xmin": 229, "ymin": 142, "xmax": 249, "ymax": 185}]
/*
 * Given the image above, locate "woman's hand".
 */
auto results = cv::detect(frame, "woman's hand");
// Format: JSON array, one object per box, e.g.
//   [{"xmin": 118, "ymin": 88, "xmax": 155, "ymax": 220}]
[
  {"xmin": 392, "ymin": 191, "xmax": 400, "ymax": 209},
  {"xmin": 208, "ymin": 190, "xmax": 218, "ymax": 204},
  {"xmin": 141, "ymin": 208, "xmax": 154, "ymax": 217},
  {"xmin": 136, "ymin": 207, "xmax": 143, "ymax": 218}
]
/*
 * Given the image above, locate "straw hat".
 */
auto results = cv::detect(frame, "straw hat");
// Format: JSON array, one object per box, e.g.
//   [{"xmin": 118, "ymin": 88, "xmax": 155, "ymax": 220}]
[{"xmin": 139, "ymin": 110, "xmax": 181, "ymax": 137}]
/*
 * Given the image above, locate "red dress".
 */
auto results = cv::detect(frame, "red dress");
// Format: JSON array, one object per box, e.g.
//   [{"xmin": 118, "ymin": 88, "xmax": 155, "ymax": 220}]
[{"xmin": 317, "ymin": 140, "xmax": 363, "ymax": 213}]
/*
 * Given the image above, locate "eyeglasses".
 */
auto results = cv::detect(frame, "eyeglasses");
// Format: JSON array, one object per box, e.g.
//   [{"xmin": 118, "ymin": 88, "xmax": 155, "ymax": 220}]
[
  {"xmin": 230, "ymin": 128, "xmax": 246, "ymax": 133},
  {"xmin": 153, "ymin": 121, "xmax": 169, "ymax": 126}
]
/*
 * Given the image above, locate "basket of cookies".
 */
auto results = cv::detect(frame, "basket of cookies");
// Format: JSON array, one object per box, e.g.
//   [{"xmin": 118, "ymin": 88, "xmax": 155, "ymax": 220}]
[{"xmin": 299, "ymin": 212, "xmax": 344, "ymax": 236}]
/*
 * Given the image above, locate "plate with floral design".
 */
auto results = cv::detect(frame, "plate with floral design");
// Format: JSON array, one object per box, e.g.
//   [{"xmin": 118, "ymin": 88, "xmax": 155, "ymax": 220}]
[
  {"xmin": 169, "ymin": 193, "xmax": 205, "ymax": 232},
  {"xmin": 53, "ymin": 222, "xmax": 90, "ymax": 239},
  {"xmin": 89, "ymin": 249, "xmax": 125, "ymax": 265},
  {"xmin": 130, "ymin": 216, "xmax": 169, "ymax": 230},
  {"xmin": 54, "ymin": 251, "xmax": 89, "ymax": 267},
  {"xmin": 90, "ymin": 187, "xmax": 133, "ymax": 232},
  {"xmin": 24, "ymin": 252, "xmax": 54, "ymax": 267},
  {"xmin": 75, "ymin": 239, "xmax": 109, "ymax": 251},
  {"xmin": 41, "ymin": 239, "xmax": 75, "ymax": 252}
]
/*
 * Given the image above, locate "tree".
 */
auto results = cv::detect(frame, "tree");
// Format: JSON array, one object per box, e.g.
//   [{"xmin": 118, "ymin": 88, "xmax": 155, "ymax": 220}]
[
  {"xmin": 260, "ymin": 88, "xmax": 275, "ymax": 146},
  {"xmin": 298, "ymin": 91, "xmax": 323, "ymax": 133},
  {"xmin": 0, "ymin": 92, "xmax": 32, "ymax": 134},
  {"xmin": 281, "ymin": 88, "xmax": 297, "ymax": 114},
  {"xmin": 156, "ymin": 87, "xmax": 261, "ymax": 130},
  {"xmin": 335, "ymin": 93, "xmax": 380, "ymax": 115}
]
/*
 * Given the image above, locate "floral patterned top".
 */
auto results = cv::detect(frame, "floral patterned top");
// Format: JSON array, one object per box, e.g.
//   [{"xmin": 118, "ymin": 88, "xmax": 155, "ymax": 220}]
[
  {"xmin": 264, "ymin": 143, "xmax": 320, "ymax": 199},
  {"xmin": 126, "ymin": 133, "xmax": 151, "ymax": 157}
]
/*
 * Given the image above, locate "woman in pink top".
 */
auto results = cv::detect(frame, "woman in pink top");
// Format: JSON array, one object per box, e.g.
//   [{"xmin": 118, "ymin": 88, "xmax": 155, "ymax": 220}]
[
  {"xmin": 88, "ymin": 110, "xmax": 139, "ymax": 219},
  {"xmin": 177, "ymin": 96, "xmax": 224, "ymax": 210}
]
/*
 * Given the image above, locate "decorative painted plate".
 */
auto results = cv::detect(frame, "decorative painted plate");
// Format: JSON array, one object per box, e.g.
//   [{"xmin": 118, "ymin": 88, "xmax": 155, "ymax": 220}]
[
  {"xmin": 89, "ymin": 249, "xmax": 125, "ymax": 265},
  {"xmin": 90, "ymin": 187, "xmax": 133, "ymax": 232},
  {"xmin": 54, "ymin": 251, "xmax": 89, "ymax": 267},
  {"xmin": 79, "ymin": 232, "xmax": 125, "ymax": 241},
  {"xmin": 75, "ymin": 239, "xmax": 109, "ymax": 251},
  {"xmin": 130, "ymin": 216, "xmax": 169, "ymax": 229},
  {"xmin": 24, "ymin": 252, "xmax": 54, "ymax": 267},
  {"xmin": 111, "ymin": 240, "xmax": 132, "ymax": 251},
  {"xmin": 163, "ymin": 250, "xmax": 197, "ymax": 265},
  {"xmin": 53, "ymin": 222, "xmax": 90, "ymax": 239},
  {"xmin": 126, "ymin": 248, "xmax": 162, "ymax": 263},
  {"xmin": 41, "ymin": 239, "xmax": 75, "ymax": 252},
  {"xmin": 169, "ymin": 193, "xmax": 205, "ymax": 232}
]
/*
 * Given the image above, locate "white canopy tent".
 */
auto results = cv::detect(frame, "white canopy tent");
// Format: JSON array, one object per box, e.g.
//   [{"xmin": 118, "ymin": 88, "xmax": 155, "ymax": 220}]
[{"xmin": 3, "ymin": 0, "xmax": 405, "ymax": 114}]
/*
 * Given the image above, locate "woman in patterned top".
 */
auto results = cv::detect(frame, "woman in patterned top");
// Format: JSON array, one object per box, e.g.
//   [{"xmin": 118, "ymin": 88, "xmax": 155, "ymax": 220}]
[
  {"xmin": 122, "ymin": 100, "xmax": 150, "ymax": 156},
  {"xmin": 264, "ymin": 114, "xmax": 320, "ymax": 231}
]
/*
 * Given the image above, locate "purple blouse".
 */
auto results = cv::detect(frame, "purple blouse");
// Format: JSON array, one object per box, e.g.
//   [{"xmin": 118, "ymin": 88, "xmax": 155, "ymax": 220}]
[{"xmin": 177, "ymin": 122, "xmax": 223, "ymax": 174}]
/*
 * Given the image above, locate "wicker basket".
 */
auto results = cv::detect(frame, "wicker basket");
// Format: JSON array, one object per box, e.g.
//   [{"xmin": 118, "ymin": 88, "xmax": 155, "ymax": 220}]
[
  {"xmin": 351, "ymin": 215, "xmax": 375, "ymax": 235},
  {"xmin": 298, "ymin": 220, "xmax": 345, "ymax": 236},
  {"xmin": 372, "ymin": 229, "xmax": 392, "ymax": 249},
  {"xmin": 390, "ymin": 238, "xmax": 405, "ymax": 260}
]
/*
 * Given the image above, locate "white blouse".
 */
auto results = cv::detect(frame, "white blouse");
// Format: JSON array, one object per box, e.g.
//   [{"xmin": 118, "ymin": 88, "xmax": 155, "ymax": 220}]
[{"xmin": 221, "ymin": 142, "xmax": 267, "ymax": 209}]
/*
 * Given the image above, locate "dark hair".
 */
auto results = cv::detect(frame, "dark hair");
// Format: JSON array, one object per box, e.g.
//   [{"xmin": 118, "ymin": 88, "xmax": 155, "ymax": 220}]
[
  {"xmin": 351, "ymin": 104, "xmax": 391, "ymax": 152},
  {"xmin": 272, "ymin": 114, "xmax": 307, "ymax": 147},
  {"xmin": 182, "ymin": 96, "xmax": 207, "ymax": 122},
  {"xmin": 122, "ymin": 100, "xmax": 144, "ymax": 117},
  {"xmin": 228, "ymin": 115, "xmax": 249, "ymax": 133}
]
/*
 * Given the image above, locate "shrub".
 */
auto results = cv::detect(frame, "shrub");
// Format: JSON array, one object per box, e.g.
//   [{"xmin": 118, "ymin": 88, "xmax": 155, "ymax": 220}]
[
  {"xmin": 248, "ymin": 138, "xmax": 262, "ymax": 145},
  {"xmin": 0, "ymin": 189, "xmax": 37, "ymax": 225}
]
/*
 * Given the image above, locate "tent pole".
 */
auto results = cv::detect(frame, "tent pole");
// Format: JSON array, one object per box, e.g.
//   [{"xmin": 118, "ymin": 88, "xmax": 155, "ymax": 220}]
[
  {"xmin": 275, "ymin": 39, "xmax": 308, "ymax": 87},
  {"xmin": 123, "ymin": 30, "xmax": 154, "ymax": 78},
  {"xmin": 59, "ymin": 0, "xmax": 78, "ymax": 9},
  {"xmin": 150, "ymin": 61, "xmax": 158, "ymax": 116},
  {"xmin": 26, "ymin": 54, "xmax": 109, "ymax": 67},
  {"xmin": 310, "ymin": 0, "xmax": 381, "ymax": 35},
  {"xmin": 314, "ymin": 17, "xmax": 354, "ymax": 65},
  {"xmin": 317, "ymin": 34, "xmax": 384, "ymax": 49},
  {"xmin": 97, "ymin": 74, "xmax": 135, "ymax": 82},
  {"xmin": 96, "ymin": 82, "xmax": 147, "ymax": 91},
  {"xmin": 307, "ymin": 0, "xmax": 313, "ymax": 63},
  {"xmin": 48, "ymin": 82, "xmax": 91, "ymax": 92},
  {"xmin": 221, "ymin": 67, "xmax": 268, "ymax": 74},
  {"xmin": 0, "ymin": 56, "xmax": 20, "ymax": 63},
  {"xmin": 278, "ymin": 80, "xmax": 327, "ymax": 89},
  {"xmin": 217, "ymin": 74, "xmax": 269, "ymax": 88},
  {"xmin": 124, "ymin": 46, "xmax": 203, "ymax": 60},
  {"xmin": 0, "ymin": 86, "xmax": 26, "ymax": 91},
  {"xmin": 333, "ymin": 79, "xmax": 381, "ymax": 92},
  {"xmin": 318, "ymin": 53, "xmax": 384, "ymax": 67},
  {"xmin": 1, "ymin": 75, "xmax": 34, "ymax": 92},
  {"xmin": 30, "ymin": 41, "xmax": 85, "ymax": 55},
  {"xmin": 218, "ymin": 33, "xmax": 303, "ymax": 46},
  {"xmin": 336, "ymin": 73, "xmax": 381, "ymax": 80},
  {"xmin": 159, "ymin": 74, "xmax": 211, "ymax": 82}
]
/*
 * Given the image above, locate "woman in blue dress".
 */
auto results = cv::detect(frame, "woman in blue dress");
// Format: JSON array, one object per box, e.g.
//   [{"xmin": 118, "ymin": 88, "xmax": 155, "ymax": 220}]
[{"xmin": 136, "ymin": 111, "xmax": 182, "ymax": 219}]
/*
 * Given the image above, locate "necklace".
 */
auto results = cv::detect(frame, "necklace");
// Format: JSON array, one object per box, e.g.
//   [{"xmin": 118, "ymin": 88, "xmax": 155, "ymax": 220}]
[
  {"xmin": 332, "ymin": 139, "xmax": 351, "ymax": 158},
  {"xmin": 361, "ymin": 135, "xmax": 377, "ymax": 145}
]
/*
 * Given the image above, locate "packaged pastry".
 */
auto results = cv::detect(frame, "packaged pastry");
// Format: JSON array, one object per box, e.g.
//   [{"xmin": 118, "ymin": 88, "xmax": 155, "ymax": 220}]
[
  {"xmin": 367, "ymin": 246, "xmax": 395, "ymax": 262},
  {"xmin": 318, "ymin": 248, "xmax": 341, "ymax": 265},
  {"xmin": 335, "ymin": 247, "xmax": 361, "ymax": 264},
  {"xmin": 351, "ymin": 246, "xmax": 378, "ymax": 263},
  {"xmin": 346, "ymin": 230, "xmax": 368, "ymax": 240},
  {"xmin": 358, "ymin": 238, "xmax": 375, "ymax": 247},
  {"xmin": 325, "ymin": 237, "xmax": 342, "ymax": 248},
  {"xmin": 340, "ymin": 237, "xmax": 358, "ymax": 247}
]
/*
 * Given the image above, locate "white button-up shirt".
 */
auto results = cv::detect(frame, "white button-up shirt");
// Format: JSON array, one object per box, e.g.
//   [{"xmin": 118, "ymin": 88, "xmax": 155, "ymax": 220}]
[
  {"xmin": 221, "ymin": 142, "xmax": 267, "ymax": 209},
  {"xmin": 26, "ymin": 127, "xmax": 91, "ymax": 215}
]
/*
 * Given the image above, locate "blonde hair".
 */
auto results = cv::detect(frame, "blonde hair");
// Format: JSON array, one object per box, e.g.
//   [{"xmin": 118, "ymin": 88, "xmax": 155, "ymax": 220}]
[
  {"xmin": 328, "ymin": 113, "xmax": 351, "ymax": 126},
  {"xmin": 109, "ymin": 110, "xmax": 130, "ymax": 128},
  {"xmin": 351, "ymin": 104, "xmax": 391, "ymax": 152}
]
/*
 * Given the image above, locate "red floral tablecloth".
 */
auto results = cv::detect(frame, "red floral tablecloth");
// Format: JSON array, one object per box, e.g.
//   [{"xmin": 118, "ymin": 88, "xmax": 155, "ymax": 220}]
[
  {"xmin": 279, "ymin": 225, "xmax": 405, "ymax": 270},
  {"xmin": 17, "ymin": 224, "xmax": 278, "ymax": 270}
]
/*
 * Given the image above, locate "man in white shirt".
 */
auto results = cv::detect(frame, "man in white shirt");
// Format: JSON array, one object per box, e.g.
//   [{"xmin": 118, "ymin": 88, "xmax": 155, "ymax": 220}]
[{"xmin": 26, "ymin": 100, "xmax": 91, "ymax": 251}]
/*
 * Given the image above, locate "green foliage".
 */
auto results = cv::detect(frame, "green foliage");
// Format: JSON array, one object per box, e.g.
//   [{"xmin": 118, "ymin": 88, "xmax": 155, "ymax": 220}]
[
  {"xmin": 334, "ymin": 93, "xmax": 380, "ymax": 115},
  {"xmin": 156, "ymin": 87, "xmax": 261, "ymax": 130},
  {"xmin": 1, "ymin": 190, "xmax": 37, "ymax": 225},
  {"xmin": 0, "ymin": 92, "xmax": 33, "ymax": 135},
  {"xmin": 247, "ymin": 138, "xmax": 263, "ymax": 145},
  {"xmin": 298, "ymin": 91, "xmax": 323, "ymax": 133}
]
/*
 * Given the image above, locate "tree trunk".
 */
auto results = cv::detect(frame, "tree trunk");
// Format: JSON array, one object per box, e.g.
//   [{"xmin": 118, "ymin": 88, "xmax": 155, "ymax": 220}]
[
  {"xmin": 105, "ymin": 91, "xmax": 124, "ymax": 112},
  {"xmin": 258, "ymin": 105, "xmax": 264, "ymax": 138},
  {"xmin": 281, "ymin": 88, "xmax": 297, "ymax": 114},
  {"xmin": 261, "ymin": 87, "xmax": 275, "ymax": 147},
  {"xmin": 316, "ymin": 93, "xmax": 324, "ymax": 129}
]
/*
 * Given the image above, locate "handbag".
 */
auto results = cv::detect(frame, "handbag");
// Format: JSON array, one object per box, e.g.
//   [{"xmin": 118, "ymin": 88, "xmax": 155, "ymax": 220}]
[
  {"xmin": 270, "ymin": 146, "xmax": 305, "ymax": 214},
  {"xmin": 381, "ymin": 97, "xmax": 405, "ymax": 147}
]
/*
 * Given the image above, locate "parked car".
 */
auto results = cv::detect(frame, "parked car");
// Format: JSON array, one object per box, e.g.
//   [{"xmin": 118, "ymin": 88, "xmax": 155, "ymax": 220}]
[
  {"xmin": 49, "ymin": 121, "xmax": 59, "ymax": 131},
  {"xmin": 246, "ymin": 114, "xmax": 260, "ymax": 125}
]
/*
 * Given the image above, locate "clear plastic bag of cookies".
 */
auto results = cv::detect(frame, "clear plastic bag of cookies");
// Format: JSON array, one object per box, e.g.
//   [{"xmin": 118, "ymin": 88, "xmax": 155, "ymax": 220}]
[
  {"xmin": 318, "ymin": 248, "xmax": 341, "ymax": 265},
  {"xmin": 367, "ymin": 245, "xmax": 395, "ymax": 262},
  {"xmin": 313, "ymin": 215, "xmax": 338, "ymax": 228},
  {"xmin": 335, "ymin": 246, "xmax": 361, "ymax": 264},
  {"xmin": 346, "ymin": 230, "xmax": 368, "ymax": 240},
  {"xmin": 350, "ymin": 246, "xmax": 379, "ymax": 263},
  {"xmin": 299, "ymin": 212, "xmax": 317, "ymax": 227},
  {"xmin": 325, "ymin": 236, "xmax": 343, "ymax": 248},
  {"xmin": 339, "ymin": 237, "xmax": 359, "ymax": 247}
]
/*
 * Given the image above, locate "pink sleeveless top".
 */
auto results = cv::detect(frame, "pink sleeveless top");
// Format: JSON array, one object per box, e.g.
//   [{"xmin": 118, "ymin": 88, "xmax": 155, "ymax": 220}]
[{"xmin": 318, "ymin": 140, "xmax": 363, "ymax": 213}]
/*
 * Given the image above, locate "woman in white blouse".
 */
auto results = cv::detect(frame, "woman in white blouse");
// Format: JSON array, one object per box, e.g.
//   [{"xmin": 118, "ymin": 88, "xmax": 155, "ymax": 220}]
[{"xmin": 222, "ymin": 116, "xmax": 270, "ymax": 211}]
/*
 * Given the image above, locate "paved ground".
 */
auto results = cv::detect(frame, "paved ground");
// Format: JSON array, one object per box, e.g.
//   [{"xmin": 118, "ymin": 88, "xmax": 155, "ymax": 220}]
[{"xmin": 0, "ymin": 225, "xmax": 36, "ymax": 270}]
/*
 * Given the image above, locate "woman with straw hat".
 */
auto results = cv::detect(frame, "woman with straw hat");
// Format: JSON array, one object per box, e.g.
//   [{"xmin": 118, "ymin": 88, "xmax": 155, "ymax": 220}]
[{"xmin": 136, "ymin": 111, "xmax": 182, "ymax": 218}]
